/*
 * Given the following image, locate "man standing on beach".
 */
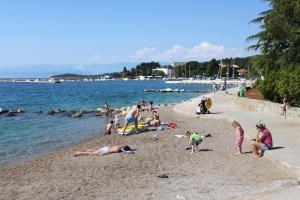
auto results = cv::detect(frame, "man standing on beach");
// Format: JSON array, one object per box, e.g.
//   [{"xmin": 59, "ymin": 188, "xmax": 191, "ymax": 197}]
[
  {"xmin": 122, "ymin": 105, "xmax": 141, "ymax": 135},
  {"xmin": 103, "ymin": 102, "xmax": 110, "ymax": 116}
]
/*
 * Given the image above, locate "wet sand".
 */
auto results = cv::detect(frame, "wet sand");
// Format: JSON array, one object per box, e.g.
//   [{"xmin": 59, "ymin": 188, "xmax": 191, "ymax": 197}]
[{"xmin": 0, "ymin": 105, "xmax": 293, "ymax": 200}]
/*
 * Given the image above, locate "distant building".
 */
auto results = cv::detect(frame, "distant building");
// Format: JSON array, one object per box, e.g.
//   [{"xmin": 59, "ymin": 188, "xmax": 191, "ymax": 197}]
[
  {"xmin": 171, "ymin": 62, "xmax": 186, "ymax": 67},
  {"xmin": 153, "ymin": 67, "xmax": 173, "ymax": 77}
]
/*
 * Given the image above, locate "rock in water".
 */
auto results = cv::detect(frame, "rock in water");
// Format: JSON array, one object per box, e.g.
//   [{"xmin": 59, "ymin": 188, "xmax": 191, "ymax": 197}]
[
  {"xmin": 7, "ymin": 112, "xmax": 17, "ymax": 117},
  {"xmin": 17, "ymin": 108, "xmax": 25, "ymax": 113},
  {"xmin": 0, "ymin": 108, "xmax": 9, "ymax": 114},
  {"xmin": 72, "ymin": 112, "xmax": 83, "ymax": 118}
]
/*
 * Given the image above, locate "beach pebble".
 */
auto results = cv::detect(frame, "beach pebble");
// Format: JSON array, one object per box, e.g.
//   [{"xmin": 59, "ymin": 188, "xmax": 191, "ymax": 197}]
[
  {"xmin": 176, "ymin": 194, "xmax": 186, "ymax": 200},
  {"xmin": 157, "ymin": 174, "xmax": 169, "ymax": 178}
]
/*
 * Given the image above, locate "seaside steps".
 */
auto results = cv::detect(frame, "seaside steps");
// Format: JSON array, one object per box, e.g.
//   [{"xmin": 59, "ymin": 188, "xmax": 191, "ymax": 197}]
[{"xmin": 174, "ymin": 88, "xmax": 300, "ymax": 198}]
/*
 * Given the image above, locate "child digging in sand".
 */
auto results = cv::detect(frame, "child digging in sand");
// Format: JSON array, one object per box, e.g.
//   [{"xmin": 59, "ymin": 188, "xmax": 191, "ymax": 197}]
[
  {"xmin": 186, "ymin": 131, "xmax": 211, "ymax": 153},
  {"xmin": 232, "ymin": 121, "xmax": 244, "ymax": 154}
]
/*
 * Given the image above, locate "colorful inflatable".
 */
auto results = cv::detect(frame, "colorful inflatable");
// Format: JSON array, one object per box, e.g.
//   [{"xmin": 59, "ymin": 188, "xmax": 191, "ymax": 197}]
[{"xmin": 117, "ymin": 123, "xmax": 145, "ymax": 135}]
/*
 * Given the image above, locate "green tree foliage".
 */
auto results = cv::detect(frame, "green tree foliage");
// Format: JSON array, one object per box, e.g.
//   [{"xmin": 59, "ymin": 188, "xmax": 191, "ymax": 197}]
[
  {"xmin": 153, "ymin": 70, "xmax": 165, "ymax": 77},
  {"xmin": 248, "ymin": 0, "xmax": 300, "ymax": 105},
  {"xmin": 172, "ymin": 58, "xmax": 251, "ymax": 78},
  {"xmin": 121, "ymin": 67, "xmax": 130, "ymax": 78},
  {"xmin": 135, "ymin": 62, "xmax": 161, "ymax": 76}
]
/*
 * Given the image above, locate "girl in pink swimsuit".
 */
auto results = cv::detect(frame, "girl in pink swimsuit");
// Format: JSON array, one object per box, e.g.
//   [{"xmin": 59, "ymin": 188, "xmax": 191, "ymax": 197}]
[{"xmin": 232, "ymin": 121, "xmax": 244, "ymax": 154}]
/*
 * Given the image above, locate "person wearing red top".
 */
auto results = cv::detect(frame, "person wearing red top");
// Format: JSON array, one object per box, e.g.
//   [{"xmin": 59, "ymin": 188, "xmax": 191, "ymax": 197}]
[{"xmin": 250, "ymin": 123, "xmax": 273, "ymax": 158}]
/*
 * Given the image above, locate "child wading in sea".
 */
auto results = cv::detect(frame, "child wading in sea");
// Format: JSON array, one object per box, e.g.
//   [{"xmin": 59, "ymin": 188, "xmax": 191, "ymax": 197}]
[
  {"xmin": 105, "ymin": 120, "xmax": 115, "ymax": 135},
  {"xmin": 186, "ymin": 131, "xmax": 211, "ymax": 153},
  {"xmin": 232, "ymin": 121, "xmax": 244, "ymax": 154}
]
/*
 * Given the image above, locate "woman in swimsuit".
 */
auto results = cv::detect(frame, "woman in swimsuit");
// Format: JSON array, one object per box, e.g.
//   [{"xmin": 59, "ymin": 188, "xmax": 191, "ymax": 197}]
[{"xmin": 148, "ymin": 111, "xmax": 161, "ymax": 126}]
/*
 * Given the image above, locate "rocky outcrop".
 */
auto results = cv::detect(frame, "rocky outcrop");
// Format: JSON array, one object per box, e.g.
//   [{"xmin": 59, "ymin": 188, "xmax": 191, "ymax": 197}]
[
  {"xmin": 17, "ymin": 108, "xmax": 26, "ymax": 113},
  {"xmin": 48, "ymin": 108, "xmax": 65, "ymax": 115},
  {"xmin": 0, "ymin": 108, "xmax": 9, "ymax": 115}
]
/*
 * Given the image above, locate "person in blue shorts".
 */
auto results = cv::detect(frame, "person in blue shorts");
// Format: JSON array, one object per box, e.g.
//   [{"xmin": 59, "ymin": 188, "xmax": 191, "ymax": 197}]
[{"xmin": 122, "ymin": 105, "xmax": 141, "ymax": 135}]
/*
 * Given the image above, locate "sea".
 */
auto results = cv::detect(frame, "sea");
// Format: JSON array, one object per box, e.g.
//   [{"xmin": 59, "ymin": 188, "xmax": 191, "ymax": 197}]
[{"xmin": 0, "ymin": 80, "xmax": 212, "ymax": 165}]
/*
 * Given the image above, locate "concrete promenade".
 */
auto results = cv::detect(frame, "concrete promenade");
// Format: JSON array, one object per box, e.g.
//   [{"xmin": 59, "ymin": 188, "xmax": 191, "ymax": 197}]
[{"xmin": 174, "ymin": 88, "xmax": 300, "ymax": 199}]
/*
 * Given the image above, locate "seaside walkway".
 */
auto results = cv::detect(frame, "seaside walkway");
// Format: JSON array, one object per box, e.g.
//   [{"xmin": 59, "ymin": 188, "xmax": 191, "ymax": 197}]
[{"xmin": 174, "ymin": 88, "xmax": 300, "ymax": 198}]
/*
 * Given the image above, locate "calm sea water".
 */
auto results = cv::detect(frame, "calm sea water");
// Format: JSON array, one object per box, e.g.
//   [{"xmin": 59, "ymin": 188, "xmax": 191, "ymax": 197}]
[{"xmin": 0, "ymin": 80, "xmax": 211, "ymax": 165}]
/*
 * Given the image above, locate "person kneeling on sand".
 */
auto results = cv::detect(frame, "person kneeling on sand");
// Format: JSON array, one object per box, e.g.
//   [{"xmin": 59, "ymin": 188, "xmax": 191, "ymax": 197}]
[
  {"xmin": 122, "ymin": 105, "xmax": 141, "ymax": 135},
  {"xmin": 74, "ymin": 145, "xmax": 134, "ymax": 156},
  {"xmin": 250, "ymin": 123, "xmax": 273, "ymax": 158},
  {"xmin": 186, "ymin": 131, "xmax": 211, "ymax": 153}
]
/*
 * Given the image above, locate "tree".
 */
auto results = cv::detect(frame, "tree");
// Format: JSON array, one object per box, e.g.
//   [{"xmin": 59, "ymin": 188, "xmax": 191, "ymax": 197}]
[
  {"xmin": 121, "ymin": 67, "xmax": 130, "ymax": 78},
  {"xmin": 248, "ymin": 0, "xmax": 300, "ymax": 105},
  {"xmin": 153, "ymin": 70, "xmax": 165, "ymax": 77}
]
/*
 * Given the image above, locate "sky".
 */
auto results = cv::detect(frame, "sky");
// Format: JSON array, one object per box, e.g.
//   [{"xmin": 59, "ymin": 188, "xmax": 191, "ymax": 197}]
[{"xmin": 0, "ymin": 0, "xmax": 269, "ymax": 76}]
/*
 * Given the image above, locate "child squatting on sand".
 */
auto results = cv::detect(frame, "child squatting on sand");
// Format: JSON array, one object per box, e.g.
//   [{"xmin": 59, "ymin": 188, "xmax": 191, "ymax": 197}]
[
  {"xmin": 185, "ymin": 131, "xmax": 211, "ymax": 153},
  {"xmin": 232, "ymin": 121, "xmax": 244, "ymax": 154}
]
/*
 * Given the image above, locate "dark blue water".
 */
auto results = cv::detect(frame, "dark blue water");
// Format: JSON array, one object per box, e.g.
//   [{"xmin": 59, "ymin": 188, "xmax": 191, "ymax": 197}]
[{"xmin": 0, "ymin": 80, "xmax": 211, "ymax": 165}]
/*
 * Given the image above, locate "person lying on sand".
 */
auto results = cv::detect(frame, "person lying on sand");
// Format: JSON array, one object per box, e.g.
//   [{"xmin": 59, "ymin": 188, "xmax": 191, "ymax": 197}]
[
  {"xmin": 186, "ymin": 131, "xmax": 211, "ymax": 153},
  {"xmin": 74, "ymin": 145, "xmax": 134, "ymax": 156}
]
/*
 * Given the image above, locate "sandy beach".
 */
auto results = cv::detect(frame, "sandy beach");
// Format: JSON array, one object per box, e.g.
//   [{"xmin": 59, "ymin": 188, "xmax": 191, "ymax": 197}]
[{"xmin": 0, "ymin": 103, "xmax": 294, "ymax": 200}]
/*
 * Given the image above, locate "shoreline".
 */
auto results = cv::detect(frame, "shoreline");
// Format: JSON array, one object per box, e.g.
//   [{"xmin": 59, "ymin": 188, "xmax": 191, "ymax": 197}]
[{"xmin": 0, "ymin": 102, "xmax": 181, "ymax": 167}]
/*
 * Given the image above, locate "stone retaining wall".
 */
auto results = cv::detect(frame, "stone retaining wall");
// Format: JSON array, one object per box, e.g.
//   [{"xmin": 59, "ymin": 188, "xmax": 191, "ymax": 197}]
[{"xmin": 233, "ymin": 97, "xmax": 300, "ymax": 123}]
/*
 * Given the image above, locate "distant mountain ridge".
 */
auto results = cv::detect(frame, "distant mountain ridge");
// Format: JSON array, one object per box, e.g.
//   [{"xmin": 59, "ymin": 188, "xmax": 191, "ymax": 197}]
[{"xmin": 0, "ymin": 63, "xmax": 138, "ymax": 78}]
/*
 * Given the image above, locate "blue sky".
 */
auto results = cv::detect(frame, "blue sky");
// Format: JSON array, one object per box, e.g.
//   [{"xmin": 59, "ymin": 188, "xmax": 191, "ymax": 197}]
[{"xmin": 0, "ymin": 0, "xmax": 269, "ymax": 75}]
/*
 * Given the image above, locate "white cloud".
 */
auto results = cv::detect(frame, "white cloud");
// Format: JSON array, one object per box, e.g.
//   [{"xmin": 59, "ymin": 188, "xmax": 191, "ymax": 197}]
[
  {"xmin": 187, "ymin": 42, "xmax": 224, "ymax": 59},
  {"xmin": 131, "ymin": 47, "xmax": 156, "ymax": 59},
  {"xmin": 131, "ymin": 42, "xmax": 247, "ymax": 62}
]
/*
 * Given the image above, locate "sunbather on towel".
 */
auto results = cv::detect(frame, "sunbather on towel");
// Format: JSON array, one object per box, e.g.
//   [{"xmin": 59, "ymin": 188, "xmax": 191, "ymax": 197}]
[
  {"xmin": 147, "ymin": 111, "xmax": 161, "ymax": 126},
  {"xmin": 74, "ymin": 145, "xmax": 134, "ymax": 156}
]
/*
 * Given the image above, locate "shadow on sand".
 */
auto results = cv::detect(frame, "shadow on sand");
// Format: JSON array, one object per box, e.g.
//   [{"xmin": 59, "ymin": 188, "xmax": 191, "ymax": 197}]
[
  {"xmin": 199, "ymin": 149, "xmax": 213, "ymax": 152},
  {"xmin": 270, "ymin": 146, "xmax": 284, "ymax": 150}
]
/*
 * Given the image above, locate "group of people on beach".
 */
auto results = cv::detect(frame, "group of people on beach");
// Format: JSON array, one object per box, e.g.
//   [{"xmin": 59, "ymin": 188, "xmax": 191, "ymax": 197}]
[
  {"xmin": 231, "ymin": 121, "xmax": 273, "ymax": 158},
  {"xmin": 103, "ymin": 100, "xmax": 159, "ymax": 135},
  {"xmin": 212, "ymin": 81, "xmax": 227, "ymax": 93},
  {"xmin": 75, "ymin": 99, "xmax": 160, "ymax": 157},
  {"xmin": 76, "ymin": 96, "xmax": 274, "ymax": 159},
  {"xmin": 184, "ymin": 120, "xmax": 273, "ymax": 158}
]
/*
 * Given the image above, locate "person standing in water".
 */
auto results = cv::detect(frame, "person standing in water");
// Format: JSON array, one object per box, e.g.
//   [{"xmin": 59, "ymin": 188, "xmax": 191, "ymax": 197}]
[{"xmin": 103, "ymin": 102, "xmax": 110, "ymax": 116}]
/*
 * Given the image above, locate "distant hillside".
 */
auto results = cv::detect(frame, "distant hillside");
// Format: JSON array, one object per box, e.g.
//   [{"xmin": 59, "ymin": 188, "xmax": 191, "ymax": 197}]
[{"xmin": 52, "ymin": 56, "xmax": 254, "ymax": 79}]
